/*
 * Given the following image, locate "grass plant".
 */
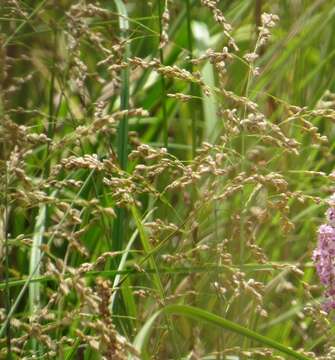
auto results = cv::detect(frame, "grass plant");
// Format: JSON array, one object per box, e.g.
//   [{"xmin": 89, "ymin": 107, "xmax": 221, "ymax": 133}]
[{"xmin": 1, "ymin": 1, "xmax": 335, "ymax": 359}]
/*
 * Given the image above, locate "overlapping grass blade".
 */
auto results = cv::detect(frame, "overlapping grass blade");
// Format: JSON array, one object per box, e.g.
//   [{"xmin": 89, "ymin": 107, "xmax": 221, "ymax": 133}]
[{"xmin": 133, "ymin": 304, "xmax": 312, "ymax": 360}]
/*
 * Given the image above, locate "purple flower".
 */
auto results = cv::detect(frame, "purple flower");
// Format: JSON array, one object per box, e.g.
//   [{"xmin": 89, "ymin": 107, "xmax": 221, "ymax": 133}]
[
  {"xmin": 322, "ymin": 297, "xmax": 335, "ymax": 313},
  {"xmin": 327, "ymin": 208, "xmax": 335, "ymax": 227},
  {"xmin": 313, "ymin": 200, "xmax": 335, "ymax": 312}
]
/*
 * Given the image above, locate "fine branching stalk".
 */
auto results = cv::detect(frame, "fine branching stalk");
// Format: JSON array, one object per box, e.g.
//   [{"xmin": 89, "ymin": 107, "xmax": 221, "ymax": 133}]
[
  {"xmin": 158, "ymin": 0, "xmax": 168, "ymax": 148},
  {"xmin": 28, "ymin": 29, "xmax": 57, "ymax": 353},
  {"xmin": 113, "ymin": 0, "xmax": 130, "ymax": 255},
  {"xmin": 0, "ymin": 61, "xmax": 11, "ymax": 357},
  {"xmin": 115, "ymin": 0, "xmax": 130, "ymax": 171},
  {"xmin": 186, "ymin": 5, "xmax": 199, "ymax": 355},
  {"xmin": 109, "ymin": 209, "xmax": 156, "ymax": 312},
  {"xmin": 4, "ymin": 146, "xmax": 11, "ymax": 359},
  {"xmin": 186, "ymin": 0, "xmax": 197, "ymax": 158},
  {"xmin": 28, "ymin": 206, "xmax": 46, "ymax": 350}
]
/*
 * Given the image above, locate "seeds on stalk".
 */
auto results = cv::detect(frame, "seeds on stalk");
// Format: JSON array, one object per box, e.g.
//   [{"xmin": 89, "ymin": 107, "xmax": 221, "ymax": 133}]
[
  {"xmin": 159, "ymin": 0, "xmax": 170, "ymax": 49},
  {"xmin": 167, "ymin": 93, "xmax": 193, "ymax": 102},
  {"xmin": 200, "ymin": 0, "xmax": 238, "ymax": 51}
]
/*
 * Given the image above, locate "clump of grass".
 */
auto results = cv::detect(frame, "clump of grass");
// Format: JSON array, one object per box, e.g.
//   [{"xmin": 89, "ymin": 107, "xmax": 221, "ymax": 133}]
[{"xmin": 1, "ymin": 1, "xmax": 335, "ymax": 359}]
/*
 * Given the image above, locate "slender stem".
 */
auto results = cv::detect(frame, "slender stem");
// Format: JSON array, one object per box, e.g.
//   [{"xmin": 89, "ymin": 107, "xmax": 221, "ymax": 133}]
[
  {"xmin": 113, "ymin": 0, "xmax": 130, "ymax": 255},
  {"xmin": 46, "ymin": 30, "xmax": 57, "ymax": 174},
  {"xmin": 240, "ymin": 0, "xmax": 263, "ymax": 265},
  {"xmin": 115, "ymin": 0, "xmax": 130, "ymax": 171},
  {"xmin": 186, "ymin": 0, "xmax": 197, "ymax": 158},
  {"xmin": 28, "ymin": 29, "xmax": 57, "ymax": 353},
  {"xmin": 158, "ymin": 0, "xmax": 168, "ymax": 148},
  {"xmin": 1, "ymin": 56, "xmax": 11, "ymax": 358},
  {"xmin": 4, "ymin": 146, "xmax": 11, "ymax": 359},
  {"xmin": 186, "ymin": 8, "xmax": 199, "ymax": 352},
  {"xmin": 186, "ymin": 7, "xmax": 198, "ymax": 354}
]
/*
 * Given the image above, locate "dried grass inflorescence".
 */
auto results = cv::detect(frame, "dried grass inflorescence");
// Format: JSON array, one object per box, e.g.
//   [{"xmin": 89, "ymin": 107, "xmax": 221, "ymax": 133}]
[{"xmin": 0, "ymin": 0, "xmax": 334, "ymax": 359}]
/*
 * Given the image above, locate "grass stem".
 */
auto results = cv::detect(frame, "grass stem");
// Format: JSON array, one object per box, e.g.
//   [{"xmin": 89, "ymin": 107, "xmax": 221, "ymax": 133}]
[
  {"xmin": 113, "ymin": 0, "xmax": 130, "ymax": 254},
  {"xmin": 158, "ymin": 0, "xmax": 168, "ymax": 148},
  {"xmin": 186, "ymin": 0, "xmax": 197, "ymax": 158}
]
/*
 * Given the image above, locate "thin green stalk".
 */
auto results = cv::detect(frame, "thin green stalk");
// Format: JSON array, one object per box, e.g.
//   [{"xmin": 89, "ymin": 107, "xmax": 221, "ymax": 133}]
[
  {"xmin": 186, "ymin": 0, "xmax": 196, "ymax": 158},
  {"xmin": 158, "ymin": 0, "xmax": 168, "ymax": 148},
  {"xmin": 113, "ymin": 0, "xmax": 130, "ymax": 254},
  {"xmin": 28, "ymin": 206, "xmax": 46, "ymax": 352},
  {"xmin": 1, "ymin": 64, "xmax": 11, "ymax": 358},
  {"xmin": 240, "ymin": 8, "xmax": 260, "ymax": 266},
  {"xmin": 0, "ymin": 261, "xmax": 308, "ymax": 290},
  {"xmin": 4, "ymin": 147, "xmax": 11, "ymax": 359},
  {"xmin": 109, "ymin": 208, "xmax": 156, "ymax": 312},
  {"xmin": 115, "ymin": 0, "xmax": 130, "ymax": 171},
  {"xmin": 131, "ymin": 206, "xmax": 181, "ymax": 359},
  {"xmin": 46, "ymin": 30, "xmax": 57, "ymax": 174},
  {"xmin": 132, "ymin": 0, "xmax": 197, "ymax": 99},
  {"xmin": 242, "ymin": 2, "xmax": 264, "ymax": 349},
  {"xmin": 28, "ymin": 30, "xmax": 57, "ymax": 352},
  {"xmin": 185, "ymin": 6, "xmax": 200, "ymax": 354}
]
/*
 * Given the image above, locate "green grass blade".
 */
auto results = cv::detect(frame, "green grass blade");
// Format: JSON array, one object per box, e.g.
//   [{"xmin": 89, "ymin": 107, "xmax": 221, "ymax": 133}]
[
  {"xmin": 133, "ymin": 304, "xmax": 312, "ymax": 360},
  {"xmin": 131, "ymin": 205, "xmax": 182, "ymax": 357},
  {"xmin": 130, "ymin": 206, "xmax": 164, "ymax": 295},
  {"xmin": 28, "ymin": 204, "xmax": 46, "ymax": 352},
  {"xmin": 28, "ymin": 204, "xmax": 46, "ymax": 333},
  {"xmin": 3, "ymin": 146, "xmax": 11, "ymax": 357},
  {"xmin": 114, "ymin": 0, "xmax": 130, "ymax": 171},
  {"xmin": 109, "ymin": 208, "xmax": 156, "ymax": 312},
  {"xmin": 0, "ymin": 262, "xmax": 300, "ymax": 290},
  {"xmin": 113, "ymin": 0, "xmax": 130, "ymax": 254},
  {"xmin": 202, "ymin": 62, "xmax": 218, "ymax": 141},
  {"xmin": 186, "ymin": 0, "xmax": 197, "ymax": 157}
]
